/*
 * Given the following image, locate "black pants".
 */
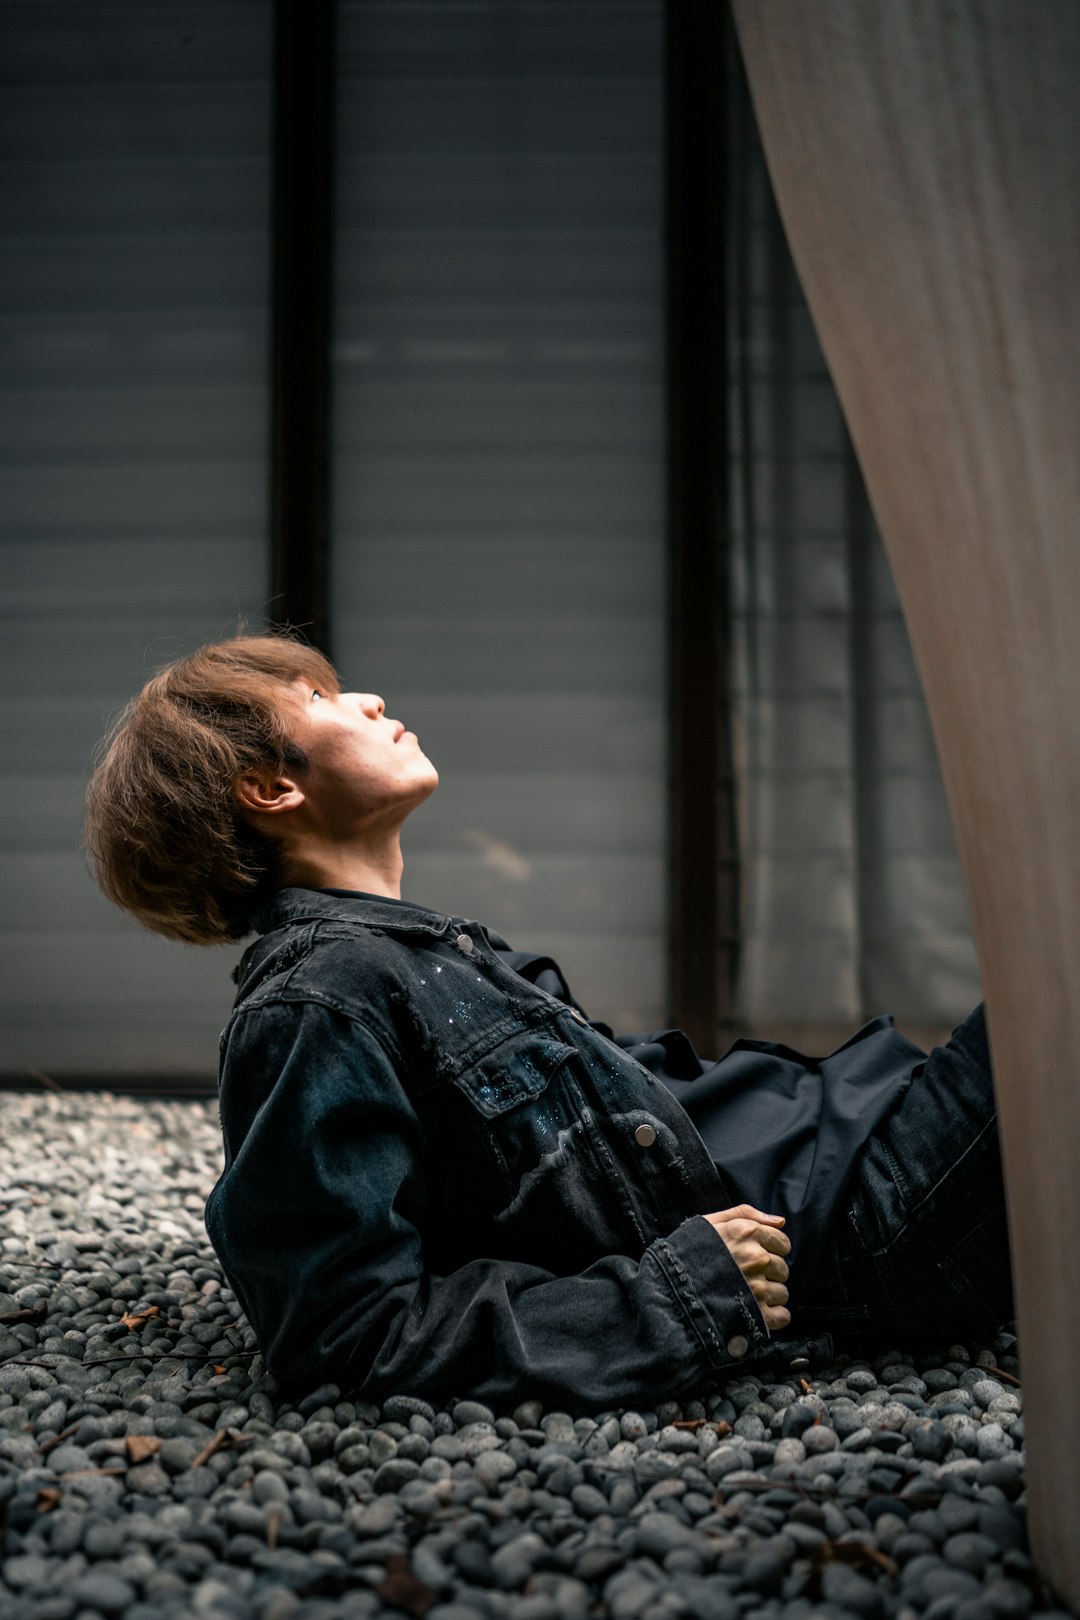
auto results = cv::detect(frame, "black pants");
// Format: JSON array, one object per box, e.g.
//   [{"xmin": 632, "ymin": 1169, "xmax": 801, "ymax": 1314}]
[{"xmin": 795, "ymin": 1004, "xmax": 1015, "ymax": 1351}]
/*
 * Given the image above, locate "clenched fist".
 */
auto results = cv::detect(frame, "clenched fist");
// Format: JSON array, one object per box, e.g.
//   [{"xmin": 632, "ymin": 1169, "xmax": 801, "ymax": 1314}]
[{"xmin": 704, "ymin": 1204, "xmax": 792, "ymax": 1332}]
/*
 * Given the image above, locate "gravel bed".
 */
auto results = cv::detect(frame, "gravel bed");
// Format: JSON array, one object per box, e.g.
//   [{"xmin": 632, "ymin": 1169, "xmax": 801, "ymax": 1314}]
[{"xmin": 0, "ymin": 1091, "xmax": 1070, "ymax": 1620}]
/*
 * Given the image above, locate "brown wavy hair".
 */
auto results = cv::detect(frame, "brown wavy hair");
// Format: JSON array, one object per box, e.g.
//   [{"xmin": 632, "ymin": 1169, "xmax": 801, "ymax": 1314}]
[{"xmin": 84, "ymin": 633, "xmax": 340, "ymax": 945}]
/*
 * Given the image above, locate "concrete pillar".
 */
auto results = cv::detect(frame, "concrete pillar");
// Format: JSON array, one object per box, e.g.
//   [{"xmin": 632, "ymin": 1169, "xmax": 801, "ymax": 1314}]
[{"xmin": 731, "ymin": 2, "xmax": 1080, "ymax": 1603}]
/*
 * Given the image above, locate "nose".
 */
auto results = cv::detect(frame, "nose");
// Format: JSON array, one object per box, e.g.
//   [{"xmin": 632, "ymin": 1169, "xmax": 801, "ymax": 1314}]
[{"xmin": 355, "ymin": 692, "xmax": 385, "ymax": 718}]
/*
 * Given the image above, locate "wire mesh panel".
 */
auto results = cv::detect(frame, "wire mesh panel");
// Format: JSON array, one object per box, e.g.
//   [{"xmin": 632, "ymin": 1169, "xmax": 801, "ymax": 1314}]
[
  {"xmin": 332, "ymin": 1, "xmax": 667, "ymax": 1031},
  {"xmin": 0, "ymin": 2, "xmax": 272, "ymax": 1077}
]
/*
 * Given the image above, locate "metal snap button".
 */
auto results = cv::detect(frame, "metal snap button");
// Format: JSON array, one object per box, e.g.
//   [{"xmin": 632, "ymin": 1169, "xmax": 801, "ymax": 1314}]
[
  {"xmin": 570, "ymin": 1007, "xmax": 588, "ymax": 1025},
  {"xmin": 455, "ymin": 932, "xmax": 474, "ymax": 955},
  {"xmin": 634, "ymin": 1123, "xmax": 657, "ymax": 1148},
  {"xmin": 726, "ymin": 1334, "xmax": 749, "ymax": 1358}
]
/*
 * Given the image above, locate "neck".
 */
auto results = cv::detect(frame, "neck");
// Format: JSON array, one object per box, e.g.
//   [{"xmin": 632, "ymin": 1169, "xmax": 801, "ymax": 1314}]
[{"xmin": 283, "ymin": 831, "xmax": 406, "ymax": 900}]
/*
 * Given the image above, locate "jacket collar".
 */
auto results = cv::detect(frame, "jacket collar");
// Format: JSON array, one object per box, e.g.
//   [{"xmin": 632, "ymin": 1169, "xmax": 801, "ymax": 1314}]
[{"xmin": 252, "ymin": 885, "xmax": 455, "ymax": 940}]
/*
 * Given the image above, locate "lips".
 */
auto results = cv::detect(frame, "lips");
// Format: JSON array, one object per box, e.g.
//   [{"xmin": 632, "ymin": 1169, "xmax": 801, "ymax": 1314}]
[{"xmin": 393, "ymin": 722, "xmax": 405, "ymax": 742}]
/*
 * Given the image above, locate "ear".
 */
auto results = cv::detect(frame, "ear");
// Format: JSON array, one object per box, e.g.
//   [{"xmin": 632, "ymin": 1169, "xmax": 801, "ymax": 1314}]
[{"xmin": 233, "ymin": 766, "xmax": 305, "ymax": 818}]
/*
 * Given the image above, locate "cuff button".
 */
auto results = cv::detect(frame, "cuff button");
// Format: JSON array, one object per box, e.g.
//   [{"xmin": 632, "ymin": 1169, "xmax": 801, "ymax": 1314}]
[
  {"xmin": 634, "ymin": 1123, "xmax": 657, "ymax": 1147},
  {"xmin": 726, "ymin": 1334, "xmax": 749, "ymax": 1359}
]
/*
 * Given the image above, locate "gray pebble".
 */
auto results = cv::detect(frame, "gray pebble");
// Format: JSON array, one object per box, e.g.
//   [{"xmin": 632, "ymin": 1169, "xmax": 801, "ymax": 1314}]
[
  {"xmin": 474, "ymin": 1448, "xmax": 517, "ymax": 1488},
  {"xmin": 945, "ymin": 1532, "xmax": 998, "ymax": 1576},
  {"xmin": 69, "ymin": 1570, "xmax": 137, "ymax": 1612},
  {"xmin": 373, "ymin": 1457, "xmax": 421, "ymax": 1492},
  {"xmin": 490, "ymin": 1530, "xmax": 546, "ymax": 1588},
  {"xmin": 911, "ymin": 1419, "xmax": 951, "ymax": 1462},
  {"xmin": 779, "ymin": 1401, "xmax": 819, "ymax": 1439},
  {"xmin": 604, "ymin": 1568, "xmax": 661, "ymax": 1619},
  {"xmin": 976, "ymin": 1423, "xmax": 1013, "ymax": 1461},
  {"xmin": 4, "ymin": 1552, "xmax": 53, "ymax": 1588},
  {"xmin": 802, "ymin": 1426, "xmax": 839, "ymax": 1454},
  {"xmin": 251, "ymin": 1467, "xmax": 290, "ymax": 1505},
  {"xmin": 822, "ymin": 1563, "xmax": 885, "ymax": 1617},
  {"xmin": 453, "ymin": 1400, "xmax": 495, "ymax": 1427}
]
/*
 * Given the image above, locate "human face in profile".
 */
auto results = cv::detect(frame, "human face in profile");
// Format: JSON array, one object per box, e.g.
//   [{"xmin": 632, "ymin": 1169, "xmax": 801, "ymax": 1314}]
[{"xmin": 280, "ymin": 677, "xmax": 439, "ymax": 838}]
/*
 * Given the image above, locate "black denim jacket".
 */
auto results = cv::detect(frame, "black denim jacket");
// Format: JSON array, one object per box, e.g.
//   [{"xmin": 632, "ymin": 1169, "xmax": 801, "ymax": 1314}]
[{"xmin": 206, "ymin": 888, "xmax": 831, "ymax": 1408}]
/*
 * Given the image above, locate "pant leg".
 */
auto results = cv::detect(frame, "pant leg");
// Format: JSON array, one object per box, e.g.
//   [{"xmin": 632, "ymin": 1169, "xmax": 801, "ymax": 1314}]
[{"xmin": 795, "ymin": 1004, "xmax": 1015, "ymax": 1349}]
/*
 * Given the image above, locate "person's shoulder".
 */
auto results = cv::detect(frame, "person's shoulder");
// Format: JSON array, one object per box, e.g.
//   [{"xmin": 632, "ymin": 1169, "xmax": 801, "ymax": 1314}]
[{"xmin": 241, "ymin": 912, "xmax": 417, "ymax": 1008}]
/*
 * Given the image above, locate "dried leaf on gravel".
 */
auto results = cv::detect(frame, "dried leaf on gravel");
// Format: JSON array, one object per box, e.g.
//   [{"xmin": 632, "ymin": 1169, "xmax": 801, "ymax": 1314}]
[
  {"xmin": 814, "ymin": 1540, "xmax": 898, "ymax": 1577},
  {"xmin": 0, "ymin": 1305, "xmax": 47, "ymax": 1325},
  {"xmin": 58, "ymin": 1467, "xmax": 126, "ymax": 1481},
  {"xmin": 672, "ymin": 1417, "xmax": 732, "ymax": 1435},
  {"xmin": 191, "ymin": 1428, "xmax": 252, "ymax": 1469},
  {"xmin": 35, "ymin": 1488, "xmax": 62, "ymax": 1513},
  {"xmin": 376, "ymin": 1552, "xmax": 438, "ymax": 1616},
  {"xmin": 119, "ymin": 1305, "xmax": 160, "ymax": 1331},
  {"xmin": 125, "ymin": 1434, "xmax": 161, "ymax": 1464}
]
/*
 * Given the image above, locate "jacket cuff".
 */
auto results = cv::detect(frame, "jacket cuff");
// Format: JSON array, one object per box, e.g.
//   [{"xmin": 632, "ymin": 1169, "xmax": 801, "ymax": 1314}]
[{"xmin": 652, "ymin": 1214, "xmax": 772, "ymax": 1374}]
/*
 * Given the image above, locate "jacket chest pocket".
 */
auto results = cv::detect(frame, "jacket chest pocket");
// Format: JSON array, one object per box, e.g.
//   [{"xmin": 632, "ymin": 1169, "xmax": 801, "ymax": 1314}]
[{"xmin": 429, "ymin": 1028, "xmax": 652, "ymax": 1271}]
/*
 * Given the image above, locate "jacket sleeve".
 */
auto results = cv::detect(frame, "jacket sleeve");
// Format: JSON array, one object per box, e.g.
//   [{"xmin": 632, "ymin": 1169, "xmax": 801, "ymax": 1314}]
[{"xmin": 206, "ymin": 998, "xmax": 774, "ymax": 1409}]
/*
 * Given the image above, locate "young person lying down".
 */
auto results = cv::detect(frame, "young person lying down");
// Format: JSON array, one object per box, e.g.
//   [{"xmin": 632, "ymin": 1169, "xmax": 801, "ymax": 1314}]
[{"xmin": 85, "ymin": 634, "xmax": 1014, "ymax": 1408}]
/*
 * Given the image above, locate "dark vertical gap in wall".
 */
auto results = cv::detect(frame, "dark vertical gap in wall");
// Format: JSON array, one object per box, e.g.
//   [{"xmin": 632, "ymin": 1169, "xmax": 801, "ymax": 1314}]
[
  {"xmin": 845, "ymin": 439, "xmax": 878, "ymax": 1019},
  {"xmin": 269, "ymin": 0, "xmax": 336, "ymax": 656},
  {"xmin": 664, "ymin": 0, "xmax": 738, "ymax": 1053}
]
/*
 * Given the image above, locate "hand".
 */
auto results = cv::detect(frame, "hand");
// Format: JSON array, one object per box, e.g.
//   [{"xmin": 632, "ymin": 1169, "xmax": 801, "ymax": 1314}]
[{"xmin": 704, "ymin": 1204, "xmax": 792, "ymax": 1332}]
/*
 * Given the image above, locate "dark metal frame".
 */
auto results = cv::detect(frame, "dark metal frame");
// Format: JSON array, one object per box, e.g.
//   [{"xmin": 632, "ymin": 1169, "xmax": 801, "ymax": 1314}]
[
  {"xmin": 269, "ymin": 0, "xmax": 337, "ymax": 654},
  {"xmin": 663, "ymin": 0, "xmax": 740, "ymax": 1052}
]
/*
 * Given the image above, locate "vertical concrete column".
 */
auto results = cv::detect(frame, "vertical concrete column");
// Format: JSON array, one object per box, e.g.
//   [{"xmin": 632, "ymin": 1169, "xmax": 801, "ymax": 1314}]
[{"xmin": 731, "ymin": 2, "xmax": 1080, "ymax": 1604}]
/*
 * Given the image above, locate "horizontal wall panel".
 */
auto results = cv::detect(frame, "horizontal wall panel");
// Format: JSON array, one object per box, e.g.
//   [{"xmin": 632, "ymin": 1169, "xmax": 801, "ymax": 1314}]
[
  {"xmin": 335, "ymin": 451, "xmax": 661, "ymax": 527},
  {"xmin": 0, "ymin": 161, "xmax": 268, "ymax": 233},
  {"xmin": 336, "ymin": 157, "xmax": 660, "ymax": 230},
  {"xmin": 0, "ymin": 234, "xmax": 267, "ymax": 311},
  {"xmin": 398, "ymin": 852, "xmax": 661, "ymax": 935},
  {"xmin": 332, "ymin": 536, "xmax": 660, "ymax": 616},
  {"xmin": 0, "ymin": 461, "xmax": 265, "ymax": 532},
  {"xmin": 337, "ymin": 236, "xmax": 660, "ymax": 302},
  {"xmin": 6, "ymin": 538, "xmax": 265, "ymax": 614},
  {"xmin": 334, "ymin": 618, "xmax": 661, "ymax": 695},
  {"xmin": 0, "ymin": 315, "xmax": 265, "ymax": 386},
  {"xmin": 730, "ymin": 535, "xmax": 851, "ymax": 614},
  {"xmin": 409, "ymin": 770, "xmax": 663, "ymax": 855},
  {"xmin": 335, "ymin": 383, "xmax": 657, "ymax": 448},
  {"xmin": 3, "ymin": 926, "xmax": 239, "ymax": 1011},
  {"xmin": 0, "ymin": 86, "xmax": 268, "ymax": 161},
  {"xmin": 738, "ymin": 936, "xmax": 860, "ymax": 1029},
  {"xmin": 0, "ymin": 388, "xmax": 265, "ymax": 458}
]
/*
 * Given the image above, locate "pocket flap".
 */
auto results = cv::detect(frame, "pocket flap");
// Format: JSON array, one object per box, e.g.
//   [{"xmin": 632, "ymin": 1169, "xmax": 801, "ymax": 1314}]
[{"xmin": 453, "ymin": 1029, "xmax": 578, "ymax": 1116}]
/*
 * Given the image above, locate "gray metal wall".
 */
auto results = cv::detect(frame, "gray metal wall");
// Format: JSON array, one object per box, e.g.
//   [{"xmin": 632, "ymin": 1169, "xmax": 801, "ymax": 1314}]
[
  {"xmin": 331, "ymin": 2, "xmax": 668, "ymax": 1032},
  {"xmin": 0, "ymin": 0, "xmax": 668, "ymax": 1076},
  {"xmin": 0, "ymin": 3, "xmax": 271, "ymax": 1076}
]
